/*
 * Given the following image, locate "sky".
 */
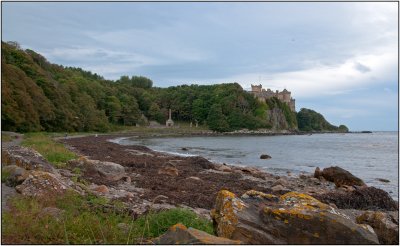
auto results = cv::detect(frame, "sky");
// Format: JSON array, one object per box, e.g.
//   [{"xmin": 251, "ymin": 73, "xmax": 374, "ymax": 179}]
[{"xmin": 2, "ymin": 2, "xmax": 398, "ymax": 131}]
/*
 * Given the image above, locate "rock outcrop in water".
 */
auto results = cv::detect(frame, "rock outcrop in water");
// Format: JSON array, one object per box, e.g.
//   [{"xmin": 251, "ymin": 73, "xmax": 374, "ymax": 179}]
[{"xmin": 314, "ymin": 166, "xmax": 366, "ymax": 187}]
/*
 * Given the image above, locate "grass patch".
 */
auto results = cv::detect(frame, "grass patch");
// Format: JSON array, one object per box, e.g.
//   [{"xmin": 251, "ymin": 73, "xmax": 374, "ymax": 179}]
[
  {"xmin": 1, "ymin": 133, "xmax": 14, "ymax": 142},
  {"xmin": 1, "ymin": 168, "xmax": 11, "ymax": 183},
  {"xmin": 1, "ymin": 191, "xmax": 214, "ymax": 244},
  {"xmin": 21, "ymin": 132, "xmax": 77, "ymax": 168}
]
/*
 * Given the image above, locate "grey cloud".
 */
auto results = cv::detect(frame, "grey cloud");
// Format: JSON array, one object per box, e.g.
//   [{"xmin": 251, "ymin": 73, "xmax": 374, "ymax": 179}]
[{"xmin": 354, "ymin": 62, "xmax": 371, "ymax": 73}]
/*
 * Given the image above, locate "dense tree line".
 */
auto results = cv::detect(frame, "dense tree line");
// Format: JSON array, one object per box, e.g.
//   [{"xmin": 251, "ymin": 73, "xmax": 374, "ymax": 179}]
[
  {"xmin": 297, "ymin": 108, "xmax": 348, "ymax": 132},
  {"xmin": 1, "ymin": 42, "xmax": 347, "ymax": 133}
]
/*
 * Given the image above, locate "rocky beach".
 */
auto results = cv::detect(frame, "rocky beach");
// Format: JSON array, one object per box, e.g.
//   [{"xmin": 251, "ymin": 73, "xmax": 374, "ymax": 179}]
[{"xmin": 2, "ymin": 132, "xmax": 398, "ymax": 244}]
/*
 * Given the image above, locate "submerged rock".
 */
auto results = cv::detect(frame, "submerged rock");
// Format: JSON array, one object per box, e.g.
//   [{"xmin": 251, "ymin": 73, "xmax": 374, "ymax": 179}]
[
  {"xmin": 211, "ymin": 189, "xmax": 379, "ymax": 244},
  {"xmin": 314, "ymin": 166, "xmax": 366, "ymax": 187},
  {"xmin": 154, "ymin": 223, "xmax": 242, "ymax": 245},
  {"xmin": 260, "ymin": 154, "xmax": 272, "ymax": 159}
]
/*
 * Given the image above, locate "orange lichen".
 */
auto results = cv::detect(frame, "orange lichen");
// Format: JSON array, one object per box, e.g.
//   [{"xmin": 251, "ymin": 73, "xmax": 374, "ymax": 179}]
[
  {"xmin": 214, "ymin": 190, "xmax": 245, "ymax": 238},
  {"xmin": 170, "ymin": 223, "xmax": 188, "ymax": 232},
  {"xmin": 243, "ymin": 190, "xmax": 277, "ymax": 200},
  {"xmin": 313, "ymin": 232, "xmax": 319, "ymax": 238}
]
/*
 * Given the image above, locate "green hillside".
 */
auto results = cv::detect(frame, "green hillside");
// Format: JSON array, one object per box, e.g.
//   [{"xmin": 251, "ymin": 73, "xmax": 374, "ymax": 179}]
[{"xmin": 1, "ymin": 41, "xmax": 347, "ymax": 133}]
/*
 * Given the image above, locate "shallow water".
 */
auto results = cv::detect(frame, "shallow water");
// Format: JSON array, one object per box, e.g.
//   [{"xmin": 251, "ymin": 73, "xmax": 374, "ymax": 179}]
[{"xmin": 115, "ymin": 132, "xmax": 399, "ymax": 200}]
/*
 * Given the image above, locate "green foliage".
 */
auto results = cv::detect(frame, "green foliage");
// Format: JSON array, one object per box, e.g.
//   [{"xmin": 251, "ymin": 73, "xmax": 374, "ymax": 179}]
[
  {"xmin": 2, "ymin": 42, "xmax": 310, "ymax": 133},
  {"xmin": 1, "ymin": 168, "xmax": 11, "ymax": 183},
  {"xmin": 21, "ymin": 132, "xmax": 77, "ymax": 167},
  {"xmin": 338, "ymin": 125, "xmax": 349, "ymax": 133},
  {"xmin": 207, "ymin": 104, "xmax": 230, "ymax": 132},
  {"xmin": 296, "ymin": 108, "xmax": 346, "ymax": 132},
  {"xmin": 133, "ymin": 208, "xmax": 214, "ymax": 239},
  {"xmin": 1, "ymin": 191, "xmax": 214, "ymax": 244}
]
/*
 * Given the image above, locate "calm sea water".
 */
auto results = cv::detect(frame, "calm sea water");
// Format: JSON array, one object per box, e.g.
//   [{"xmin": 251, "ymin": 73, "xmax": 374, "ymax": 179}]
[{"xmin": 115, "ymin": 132, "xmax": 399, "ymax": 200}]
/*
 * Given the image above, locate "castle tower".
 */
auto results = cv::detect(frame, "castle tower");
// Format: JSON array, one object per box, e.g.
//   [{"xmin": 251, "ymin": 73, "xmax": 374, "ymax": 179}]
[{"xmin": 251, "ymin": 84, "xmax": 262, "ymax": 93}]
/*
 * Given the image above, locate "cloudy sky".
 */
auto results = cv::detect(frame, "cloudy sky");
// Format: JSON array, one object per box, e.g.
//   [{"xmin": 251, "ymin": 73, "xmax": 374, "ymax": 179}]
[{"xmin": 2, "ymin": 2, "xmax": 398, "ymax": 131}]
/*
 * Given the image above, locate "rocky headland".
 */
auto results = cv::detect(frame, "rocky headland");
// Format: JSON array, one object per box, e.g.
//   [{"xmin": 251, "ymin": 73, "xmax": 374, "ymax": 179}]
[{"xmin": 2, "ymin": 133, "xmax": 398, "ymax": 244}]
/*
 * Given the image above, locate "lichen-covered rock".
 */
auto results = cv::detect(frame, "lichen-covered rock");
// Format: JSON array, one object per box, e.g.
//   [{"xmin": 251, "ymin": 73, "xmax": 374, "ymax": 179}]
[
  {"xmin": 211, "ymin": 190, "xmax": 379, "ymax": 244},
  {"xmin": 2, "ymin": 146, "xmax": 57, "ymax": 174},
  {"xmin": 2, "ymin": 165, "xmax": 29, "ymax": 186},
  {"xmin": 15, "ymin": 171, "xmax": 70, "ymax": 197},
  {"xmin": 154, "ymin": 223, "xmax": 242, "ymax": 245},
  {"xmin": 356, "ymin": 211, "xmax": 399, "ymax": 244},
  {"xmin": 314, "ymin": 166, "xmax": 365, "ymax": 187}
]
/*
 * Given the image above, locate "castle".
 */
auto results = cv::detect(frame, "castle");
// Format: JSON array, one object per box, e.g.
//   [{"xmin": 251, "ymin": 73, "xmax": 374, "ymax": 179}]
[{"xmin": 250, "ymin": 84, "xmax": 296, "ymax": 112}]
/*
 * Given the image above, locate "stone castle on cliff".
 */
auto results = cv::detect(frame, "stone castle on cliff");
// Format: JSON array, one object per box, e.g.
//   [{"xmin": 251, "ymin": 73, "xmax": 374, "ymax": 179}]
[{"xmin": 250, "ymin": 84, "xmax": 296, "ymax": 112}]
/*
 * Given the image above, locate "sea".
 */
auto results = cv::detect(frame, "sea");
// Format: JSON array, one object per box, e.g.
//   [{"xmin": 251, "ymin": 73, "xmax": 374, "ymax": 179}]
[{"xmin": 113, "ymin": 132, "xmax": 399, "ymax": 200}]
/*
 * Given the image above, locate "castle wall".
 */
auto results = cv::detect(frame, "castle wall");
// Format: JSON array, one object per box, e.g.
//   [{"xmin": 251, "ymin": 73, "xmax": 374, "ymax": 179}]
[{"xmin": 250, "ymin": 84, "xmax": 296, "ymax": 112}]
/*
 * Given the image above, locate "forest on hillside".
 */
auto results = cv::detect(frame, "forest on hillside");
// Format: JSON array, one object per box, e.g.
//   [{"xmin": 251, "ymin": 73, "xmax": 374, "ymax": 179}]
[{"xmin": 1, "ymin": 41, "xmax": 346, "ymax": 133}]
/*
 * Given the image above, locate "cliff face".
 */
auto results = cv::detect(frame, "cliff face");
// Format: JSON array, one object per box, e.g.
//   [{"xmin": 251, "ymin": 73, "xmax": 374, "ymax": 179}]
[
  {"xmin": 264, "ymin": 97, "xmax": 298, "ymax": 131},
  {"xmin": 266, "ymin": 108, "xmax": 289, "ymax": 130}
]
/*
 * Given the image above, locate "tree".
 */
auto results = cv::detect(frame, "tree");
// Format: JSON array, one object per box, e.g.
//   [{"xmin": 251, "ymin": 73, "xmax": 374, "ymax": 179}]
[
  {"xmin": 148, "ymin": 102, "xmax": 164, "ymax": 123},
  {"xmin": 207, "ymin": 104, "xmax": 230, "ymax": 132},
  {"xmin": 105, "ymin": 96, "xmax": 122, "ymax": 124}
]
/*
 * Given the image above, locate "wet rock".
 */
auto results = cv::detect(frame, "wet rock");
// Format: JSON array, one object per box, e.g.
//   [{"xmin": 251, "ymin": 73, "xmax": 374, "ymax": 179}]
[
  {"xmin": 376, "ymin": 178, "xmax": 390, "ymax": 183},
  {"xmin": 2, "ymin": 146, "xmax": 57, "ymax": 174},
  {"xmin": 314, "ymin": 166, "xmax": 365, "ymax": 187},
  {"xmin": 272, "ymin": 177, "xmax": 288, "ymax": 187},
  {"xmin": 188, "ymin": 156, "xmax": 215, "ymax": 169},
  {"xmin": 356, "ymin": 211, "xmax": 399, "ymax": 244},
  {"xmin": 2, "ymin": 165, "xmax": 29, "ymax": 186},
  {"xmin": 181, "ymin": 147, "xmax": 189, "ymax": 151},
  {"xmin": 260, "ymin": 154, "xmax": 271, "ymax": 159},
  {"xmin": 309, "ymin": 177, "xmax": 321, "ymax": 185},
  {"xmin": 93, "ymin": 185, "xmax": 109, "ymax": 194},
  {"xmin": 16, "ymin": 171, "xmax": 70, "ymax": 197},
  {"xmin": 313, "ymin": 186, "xmax": 398, "ymax": 211},
  {"xmin": 154, "ymin": 223, "xmax": 242, "ymax": 245},
  {"xmin": 38, "ymin": 207, "xmax": 65, "ymax": 222},
  {"xmin": 211, "ymin": 189, "xmax": 379, "ymax": 244},
  {"xmin": 158, "ymin": 163, "xmax": 179, "ymax": 176},
  {"xmin": 214, "ymin": 164, "xmax": 232, "ymax": 172},
  {"xmin": 187, "ymin": 176, "xmax": 202, "ymax": 181},
  {"xmin": 238, "ymin": 166, "xmax": 266, "ymax": 179},
  {"xmin": 271, "ymin": 184, "xmax": 290, "ymax": 195}
]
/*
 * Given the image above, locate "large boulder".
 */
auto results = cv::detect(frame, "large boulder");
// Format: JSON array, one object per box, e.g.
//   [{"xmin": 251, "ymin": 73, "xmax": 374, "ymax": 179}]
[
  {"xmin": 2, "ymin": 165, "xmax": 29, "ymax": 187},
  {"xmin": 68, "ymin": 157, "xmax": 128, "ymax": 183},
  {"xmin": 314, "ymin": 166, "xmax": 365, "ymax": 187},
  {"xmin": 211, "ymin": 189, "xmax": 379, "ymax": 244},
  {"xmin": 1, "ymin": 146, "xmax": 57, "ymax": 174},
  {"xmin": 313, "ymin": 186, "xmax": 398, "ymax": 211},
  {"xmin": 356, "ymin": 211, "xmax": 399, "ymax": 244},
  {"xmin": 15, "ymin": 171, "xmax": 70, "ymax": 197},
  {"xmin": 154, "ymin": 223, "xmax": 242, "ymax": 245}
]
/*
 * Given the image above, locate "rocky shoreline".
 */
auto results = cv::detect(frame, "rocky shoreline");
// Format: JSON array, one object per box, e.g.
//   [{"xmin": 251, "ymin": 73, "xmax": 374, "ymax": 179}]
[{"xmin": 2, "ymin": 133, "xmax": 398, "ymax": 244}]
